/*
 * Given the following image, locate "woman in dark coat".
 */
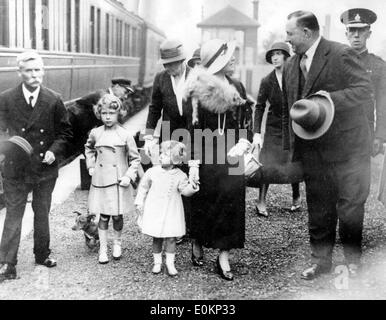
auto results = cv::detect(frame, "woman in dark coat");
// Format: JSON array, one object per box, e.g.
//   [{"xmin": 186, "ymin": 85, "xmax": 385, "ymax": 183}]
[
  {"xmin": 186, "ymin": 39, "xmax": 253, "ymax": 281},
  {"xmin": 253, "ymin": 42, "xmax": 303, "ymax": 217}
]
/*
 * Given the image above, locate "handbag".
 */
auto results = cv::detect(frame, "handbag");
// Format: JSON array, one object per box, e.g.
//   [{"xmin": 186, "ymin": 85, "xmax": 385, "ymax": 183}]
[{"xmin": 228, "ymin": 138, "xmax": 263, "ymax": 186}]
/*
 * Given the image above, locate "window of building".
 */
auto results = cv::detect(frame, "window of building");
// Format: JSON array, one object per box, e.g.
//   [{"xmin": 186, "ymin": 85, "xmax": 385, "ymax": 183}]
[{"xmin": 0, "ymin": 0, "xmax": 9, "ymax": 47}]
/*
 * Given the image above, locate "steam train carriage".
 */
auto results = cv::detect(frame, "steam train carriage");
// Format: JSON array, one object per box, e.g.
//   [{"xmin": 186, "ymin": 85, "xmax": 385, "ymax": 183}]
[
  {"xmin": 0, "ymin": 0, "xmax": 165, "ymax": 103},
  {"xmin": 0, "ymin": 0, "xmax": 166, "ymax": 202}
]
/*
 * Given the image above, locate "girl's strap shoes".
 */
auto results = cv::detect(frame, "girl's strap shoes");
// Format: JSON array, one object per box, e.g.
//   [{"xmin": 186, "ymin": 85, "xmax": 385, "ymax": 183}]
[
  {"xmin": 165, "ymin": 253, "xmax": 178, "ymax": 277},
  {"xmin": 152, "ymin": 264, "xmax": 162, "ymax": 274},
  {"xmin": 152, "ymin": 253, "xmax": 162, "ymax": 274},
  {"xmin": 98, "ymin": 251, "xmax": 109, "ymax": 264}
]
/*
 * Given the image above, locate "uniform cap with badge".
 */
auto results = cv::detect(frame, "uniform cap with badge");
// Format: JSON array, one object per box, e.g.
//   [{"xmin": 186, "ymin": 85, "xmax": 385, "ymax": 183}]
[
  {"xmin": 340, "ymin": 8, "xmax": 377, "ymax": 28},
  {"xmin": 111, "ymin": 78, "xmax": 134, "ymax": 94},
  {"xmin": 0, "ymin": 136, "xmax": 33, "ymax": 176}
]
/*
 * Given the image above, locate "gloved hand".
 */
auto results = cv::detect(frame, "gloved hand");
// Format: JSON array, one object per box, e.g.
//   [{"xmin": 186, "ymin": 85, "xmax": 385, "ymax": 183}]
[
  {"xmin": 42, "ymin": 150, "xmax": 55, "ymax": 165},
  {"xmin": 88, "ymin": 168, "xmax": 95, "ymax": 176},
  {"xmin": 372, "ymin": 138, "xmax": 384, "ymax": 157},
  {"xmin": 188, "ymin": 160, "xmax": 200, "ymax": 189},
  {"xmin": 253, "ymin": 133, "xmax": 262, "ymax": 149},
  {"xmin": 227, "ymin": 138, "xmax": 251, "ymax": 157},
  {"xmin": 143, "ymin": 135, "xmax": 156, "ymax": 157},
  {"xmin": 119, "ymin": 176, "xmax": 131, "ymax": 187}
]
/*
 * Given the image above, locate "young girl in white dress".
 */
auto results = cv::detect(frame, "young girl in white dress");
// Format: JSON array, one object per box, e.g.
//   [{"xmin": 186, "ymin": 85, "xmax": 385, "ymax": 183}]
[
  {"xmin": 85, "ymin": 94, "xmax": 140, "ymax": 264},
  {"xmin": 135, "ymin": 141, "xmax": 198, "ymax": 276}
]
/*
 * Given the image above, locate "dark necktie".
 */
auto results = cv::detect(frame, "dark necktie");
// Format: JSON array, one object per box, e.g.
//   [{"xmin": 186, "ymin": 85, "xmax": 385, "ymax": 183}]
[
  {"xmin": 28, "ymin": 96, "xmax": 34, "ymax": 109},
  {"xmin": 299, "ymin": 54, "xmax": 308, "ymax": 79}
]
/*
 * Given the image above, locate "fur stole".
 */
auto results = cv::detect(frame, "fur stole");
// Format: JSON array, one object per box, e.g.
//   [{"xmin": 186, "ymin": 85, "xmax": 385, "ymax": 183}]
[{"xmin": 183, "ymin": 67, "xmax": 246, "ymax": 125}]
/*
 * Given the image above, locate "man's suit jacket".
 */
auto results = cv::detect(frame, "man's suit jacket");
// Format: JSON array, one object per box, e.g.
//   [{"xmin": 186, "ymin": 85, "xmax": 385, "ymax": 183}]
[
  {"xmin": 0, "ymin": 84, "xmax": 73, "ymax": 183},
  {"xmin": 282, "ymin": 37, "xmax": 373, "ymax": 163},
  {"xmin": 146, "ymin": 67, "xmax": 193, "ymax": 139}
]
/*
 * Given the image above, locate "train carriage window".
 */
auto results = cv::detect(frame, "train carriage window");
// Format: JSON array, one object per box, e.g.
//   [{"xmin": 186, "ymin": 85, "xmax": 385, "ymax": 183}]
[
  {"xmin": 42, "ymin": 0, "xmax": 49, "ymax": 50},
  {"xmin": 125, "ymin": 23, "xmax": 130, "ymax": 56},
  {"xmin": 90, "ymin": 6, "xmax": 95, "ymax": 53},
  {"xmin": 116, "ymin": 18, "xmax": 122, "ymax": 56},
  {"xmin": 29, "ymin": 0, "xmax": 36, "ymax": 48},
  {"xmin": 97, "ymin": 8, "xmax": 101, "ymax": 54},
  {"xmin": 106, "ymin": 13, "xmax": 110, "ymax": 55},
  {"xmin": 75, "ymin": 0, "xmax": 80, "ymax": 52},
  {"xmin": 0, "ymin": 0, "xmax": 9, "ymax": 47},
  {"xmin": 66, "ymin": 0, "xmax": 71, "ymax": 51},
  {"xmin": 131, "ymin": 27, "xmax": 136, "ymax": 57}
]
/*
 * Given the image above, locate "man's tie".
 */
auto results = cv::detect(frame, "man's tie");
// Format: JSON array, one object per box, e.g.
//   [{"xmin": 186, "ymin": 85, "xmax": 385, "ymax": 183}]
[
  {"xmin": 28, "ymin": 96, "xmax": 34, "ymax": 109},
  {"xmin": 299, "ymin": 54, "xmax": 308, "ymax": 79}
]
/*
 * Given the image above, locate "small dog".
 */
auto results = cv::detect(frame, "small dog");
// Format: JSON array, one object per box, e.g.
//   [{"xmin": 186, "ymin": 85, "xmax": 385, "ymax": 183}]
[{"xmin": 72, "ymin": 211, "xmax": 99, "ymax": 250}]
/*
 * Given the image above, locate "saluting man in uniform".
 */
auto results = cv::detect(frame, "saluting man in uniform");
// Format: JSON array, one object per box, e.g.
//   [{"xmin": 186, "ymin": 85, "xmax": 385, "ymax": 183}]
[
  {"xmin": 0, "ymin": 51, "xmax": 73, "ymax": 282},
  {"xmin": 341, "ymin": 8, "xmax": 386, "ymax": 155}
]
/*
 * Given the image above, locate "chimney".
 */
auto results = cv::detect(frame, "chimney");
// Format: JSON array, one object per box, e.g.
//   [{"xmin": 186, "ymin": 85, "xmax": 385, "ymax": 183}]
[
  {"xmin": 324, "ymin": 14, "xmax": 331, "ymax": 40},
  {"xmin": 252, "ymin": 0, "xmax": 259, "ymax": 21}
]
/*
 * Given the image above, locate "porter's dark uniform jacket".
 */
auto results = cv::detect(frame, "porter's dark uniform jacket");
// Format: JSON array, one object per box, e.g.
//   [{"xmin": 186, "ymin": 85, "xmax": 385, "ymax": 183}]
[{"xmin": 0, "ymin": 84, "xmax": 73, "ymax": 183}]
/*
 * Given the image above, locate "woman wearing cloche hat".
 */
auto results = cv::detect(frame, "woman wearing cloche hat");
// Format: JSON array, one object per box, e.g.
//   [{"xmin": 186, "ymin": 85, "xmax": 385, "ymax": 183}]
[
  {"xmin": 184, "ymin": 38, "xmax": 253, "ymax": 281},
  {"xmin": 252, "ymin": 42, "xmax": 303, "ymax": 217}
]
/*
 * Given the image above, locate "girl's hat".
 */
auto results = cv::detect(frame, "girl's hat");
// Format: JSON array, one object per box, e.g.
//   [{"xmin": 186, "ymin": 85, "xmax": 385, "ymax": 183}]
[
  {"xmin": 159, "ymin": 39, "xmax": 186, "ymax": 65},
  {"xmin": 160, "ymin": 141, "xmax": 187, "ymax": 165},
  {"xmin": 265, "ymin": 42, "xmax": 290, "ymax": 64},
  {"xmin": 93, "ymin": 94, "xmax": 124, "ymax": 120},
  {"xmin": 200, "ymin": 39, "xmax": 236, "ymax": 74}
]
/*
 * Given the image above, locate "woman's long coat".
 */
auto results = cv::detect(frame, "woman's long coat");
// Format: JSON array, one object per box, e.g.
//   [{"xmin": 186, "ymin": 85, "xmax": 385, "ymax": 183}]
[
  {"xmin": 189, "ymin": 76, "xmax": 253, "ymax": 250},
  {"xmin": 253, "ymin": 71, "xmax": 303, "ymax": 184},
  {"xmin": 85, "ymin": 125, "xmax": 140, "ymax": 216}
]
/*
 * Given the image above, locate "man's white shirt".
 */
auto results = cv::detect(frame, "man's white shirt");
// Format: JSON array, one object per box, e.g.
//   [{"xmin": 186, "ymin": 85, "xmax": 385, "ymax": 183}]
[{"xmin": 22, "ymin": 84, "xmax": 40, "ymax": 108}]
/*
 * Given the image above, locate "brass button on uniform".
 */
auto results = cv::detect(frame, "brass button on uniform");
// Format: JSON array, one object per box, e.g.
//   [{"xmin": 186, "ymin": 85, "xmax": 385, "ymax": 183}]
[
  {"xmin": 40, "ymin": 129, "xmax": 44, "ymax": 133},
  {"xmin": 40, "ymin": 141, "xmax": 44, "ymax": 145},
  {"xmin": 40, "ymin": 153, "xmax": 44, "ymax": 157},
  {"xmin": 21, "ymin": 128, "xmax": 26, "ymax": 132}
]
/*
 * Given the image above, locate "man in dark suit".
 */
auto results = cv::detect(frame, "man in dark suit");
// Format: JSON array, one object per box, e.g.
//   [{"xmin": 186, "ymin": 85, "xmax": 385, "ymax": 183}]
[
  {"xmin": 340, "ymin": 8, "xmax": 386, "ymax": 154},
  {"xmin": 282, "ymin": 11, "xmax": 373, "ymax": 280},
  {"xmin": 0, "ymin": 51, "xmax": 72, "ymax": 282}
]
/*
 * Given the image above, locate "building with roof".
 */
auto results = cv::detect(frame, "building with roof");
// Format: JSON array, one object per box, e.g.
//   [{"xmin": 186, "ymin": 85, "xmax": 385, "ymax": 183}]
[{"xmin": 197, "ymin": 3, "xmax": 260, "ymax": 94}]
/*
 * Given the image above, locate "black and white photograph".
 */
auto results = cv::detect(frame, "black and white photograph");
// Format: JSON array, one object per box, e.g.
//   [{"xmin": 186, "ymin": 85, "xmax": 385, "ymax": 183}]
[{"xmin": 1, "ymin": 0, "xmax": 386, "ymax": 307}]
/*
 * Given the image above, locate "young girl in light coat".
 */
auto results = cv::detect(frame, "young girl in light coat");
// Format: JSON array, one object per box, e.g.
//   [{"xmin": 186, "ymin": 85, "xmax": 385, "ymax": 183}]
[
  {"xmin": 85, "ymin": 94, "xmax": 140, "ymax": 264},
  {"xmin": 135, "ymin": 141, "xmax": 198, "ymax": 276}
]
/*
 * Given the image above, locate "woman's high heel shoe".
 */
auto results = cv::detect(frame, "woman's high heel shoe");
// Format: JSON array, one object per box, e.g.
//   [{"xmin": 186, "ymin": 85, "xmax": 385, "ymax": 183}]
[
  {"xmin": 216, "ymin": 257, "xmax": 234, "ymax": 281},
  {"xmin": 191, "ymin": 254, "xmax": 204, "ymax": 267}
]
